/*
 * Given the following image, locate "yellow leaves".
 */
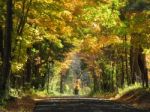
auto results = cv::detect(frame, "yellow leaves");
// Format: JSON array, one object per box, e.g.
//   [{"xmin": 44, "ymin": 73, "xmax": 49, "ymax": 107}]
[
  {"xmin": 146, "ymin": 54, "xmax": 150, "ymax": 77},
  {"xmin": 98, "ymin": 35, "xmax": 122, "ymax": 47},
  {"xmin": 73, "ymin": 5, "xmax": 83, "ymax": 16},
  {"xmin": 62, "ymin": 0, "xmax": 84, "ymax": 18},
  {"xmin": 61, "ymin": 26, "xmax": 73, "ymax": 36},
  {"xmin": 59, "ymin": 50, "xmax": 77, "ymax": 74},
  {"xmin": 64, "ymin": 2, "xmax": 75, "ymax": 11},
  {"xmin": 144, "ymin": 49, "xmax": 150, "ymax": 55},
  {"xmin": 107, "ymin": 35, "xmax": 122, "ymax": 44},
  {"xmin": 82, "ymin": 36, "xmax": 119, "ymax": 55},
  {"xmin": 91, "ymin": 22, "xmax": 101, "ymax": 33},
  {"xmin": 45, "ymin": 34, "xmax": 63, "ymax": 48},
  {"xmin": 61, "ymin": 10, "xmax": 73, "ymax": 22},
  {"xmin": 35, "ymin": 0, "xmax": 53, "ymax": 3},
  {"xmin": 81, "ymin": 36, "xmax": 97, "ymax": 53},
  {"xmin": 15, "ymin": 2, "xmax": 22, "ymax": 9},
  {"xmin": 81, "ymin": 35, "xmax": 122, "ymax": 66},
  {"xmin": 81, "ymin": 37, "xmax": 102, "ymax": 66},
  {"xmin": 27, "ymin": 18, "xmax": 40, "ymax": 26},
  {"xmin": 60, "ymin": 0, "xmax": 84, "ymax": 20},
  {"xmin": 128, "ymin": 11, "xmax": 150, "ymax": 34},
  {"xmin": 11, "ymin": 62, "xmax": 24, "ymax": 73}
]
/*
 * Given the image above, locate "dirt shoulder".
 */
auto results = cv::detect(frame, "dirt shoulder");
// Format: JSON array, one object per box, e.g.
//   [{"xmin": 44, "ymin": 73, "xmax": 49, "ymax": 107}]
[
  {"xmin": 114, "ymin": 88, "xmax": 150, "ymax": 110},
  {"xmin": 1, "ymin": 96, "xmax": 35, "ymax": 112}
]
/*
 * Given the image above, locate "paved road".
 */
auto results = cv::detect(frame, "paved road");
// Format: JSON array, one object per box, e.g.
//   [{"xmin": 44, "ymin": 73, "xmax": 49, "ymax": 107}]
[{"xmin": 34, "ymin": 97, "xmax": 149, "ymax": 112}]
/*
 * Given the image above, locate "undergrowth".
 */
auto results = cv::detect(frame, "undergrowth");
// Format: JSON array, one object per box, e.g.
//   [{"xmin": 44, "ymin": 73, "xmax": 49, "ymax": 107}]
[
  {"xmin": 90, "ymin": 83, "xmax": 144, "ymax": 98},
  {"xmin": 117, "ymin": 83, "xmax": 142, "ymax": 97}
]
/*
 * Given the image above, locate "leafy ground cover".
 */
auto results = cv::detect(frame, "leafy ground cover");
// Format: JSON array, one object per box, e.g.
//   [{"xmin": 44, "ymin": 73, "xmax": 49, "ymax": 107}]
[{"xmin": 115, "ymin": 88, "xmax": 150, "ymax": 110}]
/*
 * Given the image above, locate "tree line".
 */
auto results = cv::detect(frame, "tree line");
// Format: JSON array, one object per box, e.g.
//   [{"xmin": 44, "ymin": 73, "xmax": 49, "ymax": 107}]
[{"xmin": 0, "ymin": 0, "xmax": 150, "ymax": 99}]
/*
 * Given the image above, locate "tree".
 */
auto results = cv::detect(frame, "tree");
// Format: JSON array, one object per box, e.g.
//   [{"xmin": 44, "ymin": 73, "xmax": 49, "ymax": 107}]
[
  {"xmin": 0, "ymin": 0, "xmax": 13, "ymax": 98},
  {"xmin": 122, "ymin": 0, "xmax": 150, "ymax": 87}
]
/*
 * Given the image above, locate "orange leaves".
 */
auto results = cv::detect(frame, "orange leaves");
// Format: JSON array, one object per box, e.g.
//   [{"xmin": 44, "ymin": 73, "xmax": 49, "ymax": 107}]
[
  {"xmin": 61, "ymin": 10, "xmax": 73, "ymax": 22},
  {"xmin": 27, "ymin": 18, "xmax": 40, "ymax": 26},
  {"xmin": 91, "ymin": 22, "xmax": 101, "ymax": 33},
  {"xmin": 81, "ymin": 36, "xmax": 97, "ymax": 53},
  {"xmin": 64, "ymin": 2, "xmax": 75, "ymax": 11},
  {"xmin": 63, "ymin": 0, "xmax": 84, "ymax": 17},
  {"xmin": 80, "ymin": 36, "xmax": 100, "ymax": 69},
  {"xmin": 59, "ymin": 50, "xmax": 77, "ymax": 75},
  {"xmin": 63, "ymin": 0, "xmax": 84, "ymax": 11},
  {"xmin": 61, "ymin": 25, "xmax": 73, "ymax": 36},
  {"xmin": 80, "ymin": 35, "xmax": 122, "ymax": 65},
  {"xmin": 81, "ymin": 35, "xmax": 121, "ymax": 56},
  {"xmin": 98, "ymin": 35, "xmax": 122, "ymax": 47},
  {"xmin": 73, "ymin": 5, "xmax": 83, "ymax": 16}
]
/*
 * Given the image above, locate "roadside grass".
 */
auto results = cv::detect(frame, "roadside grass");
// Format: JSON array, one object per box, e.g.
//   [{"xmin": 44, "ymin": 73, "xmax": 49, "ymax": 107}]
[
  {"xmin": 90, "ymin": 83, "xmax": 142, "ymax": 99},
  {"xmin": 0, "ymin": 89, "xmax": 54, "ymax": 112},
  {"xmin": 115, "ymin": 84, "xmax": 150, "ymax": 110},
  {"xmin": 0, "ymin": 88, "xmax": 81, "ymax": 112},
  {"xmin": 90, "ymin": 83, "xmax": 150, "ymax": 109},
  {"xmin": 116, "ymin": 83, "xmax": 142, "ymax": 99}
]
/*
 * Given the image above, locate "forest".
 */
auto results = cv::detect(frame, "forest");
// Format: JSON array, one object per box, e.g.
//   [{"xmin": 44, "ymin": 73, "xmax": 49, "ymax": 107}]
[{"xmin": 0, "ymin": 0, "xmax": 150, "ymax": 111}]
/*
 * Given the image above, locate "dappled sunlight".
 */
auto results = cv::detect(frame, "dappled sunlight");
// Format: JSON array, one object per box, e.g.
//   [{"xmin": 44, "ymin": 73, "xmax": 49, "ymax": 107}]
[{"xmin": 0, "ymin": 0, "xmax": 150, "ymax": 111}]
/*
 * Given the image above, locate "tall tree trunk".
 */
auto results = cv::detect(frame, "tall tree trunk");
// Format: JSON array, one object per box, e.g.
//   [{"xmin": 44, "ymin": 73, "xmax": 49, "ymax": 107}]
[
  {"xmin": 138, "ymin": 47, "xmax": 149, "ymax": 88},
  {"xmin": 130, "ymin": 46, "xmax": 136, "ymax": 84},
  {"xmin": 124, "ymin": 35, "xmax": 130, "ymax": 85},
  {"xmin": 26, "ymin": 58, "xmax": 31, "ymax": 83},
  {"xmin": 17, "ymin": 0, "xmax": 32, "ymax": 35},
  {"xmin": 0, "ymin": 0, "xmax": 13, "ymax": 98},
  {"xmin": 46, "ymin": 61, "xmax": 50, "ymax": 93},
  {"xmin": 60, "ymin": 74, "xmax": 64, "ymax": 93},
  {"xmin": 0, "ymin": 26, "xmax": 3, "ymax": 60},
  {"xmin": 25, "ymin": 48, "xmax": 31, "ymax": 84},
  {"xmin": 130, "ymin": 34, "xmax": 140, "ymax": 84},
  {"xmin": 121, "ymin": 56, "xmax": 124, "ymax": 87},
  {"xmin": 92, "ymin": 69, "xmax": 99, "ymax": 92},
  {"xmin": 130, "ymin": 34, "xmax": 145, "ymax": 85}
]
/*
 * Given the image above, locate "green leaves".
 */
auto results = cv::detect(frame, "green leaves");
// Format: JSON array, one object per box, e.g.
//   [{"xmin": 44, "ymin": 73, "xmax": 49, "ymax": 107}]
[{"xmin": 81, "ymin": 2, "xmax": 120, "ymax": 36}]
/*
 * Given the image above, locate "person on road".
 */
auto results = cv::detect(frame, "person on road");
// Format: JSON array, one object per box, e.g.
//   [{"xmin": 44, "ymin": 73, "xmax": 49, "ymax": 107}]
[{"xmin": 74, "ymin": 79, "xmax": 81, "ymax": 95}]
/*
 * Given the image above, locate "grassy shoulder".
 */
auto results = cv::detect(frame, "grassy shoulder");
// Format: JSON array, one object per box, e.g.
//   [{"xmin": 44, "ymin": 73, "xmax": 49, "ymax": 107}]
[
  {"xmin": 92, "ymin": 84, "xmax": 150, "ymax": 110},
  {"xmin": 0, "ymin": 89, "xmax": 87, "ymax": 112},
  {"xmin": 0, "ymin": 96, "xmax": 35, "ymax": 112},
  {"xmin": 115, "ymin": 87, "xmax": 150, "ymax": 110},
  {"xmin": 0, "ymin": 89, "xmax": 51, "ymax": 112}
]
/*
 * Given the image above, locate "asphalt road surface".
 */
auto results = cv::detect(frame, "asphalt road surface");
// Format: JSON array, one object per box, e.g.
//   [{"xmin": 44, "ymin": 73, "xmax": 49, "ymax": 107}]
[{"xmin": 34, "ymin": 97, "xmax": 149, "ymax": 112}]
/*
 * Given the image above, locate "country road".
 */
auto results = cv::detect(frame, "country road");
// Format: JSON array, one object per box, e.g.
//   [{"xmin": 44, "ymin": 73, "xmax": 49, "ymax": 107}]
[{"xmin": 33, "ymin": 97, "xmax": 149, "ymax": 112}]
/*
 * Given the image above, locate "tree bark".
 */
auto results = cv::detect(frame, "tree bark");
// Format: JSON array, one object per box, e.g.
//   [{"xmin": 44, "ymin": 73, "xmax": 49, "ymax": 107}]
[
  {"xmin": 130, "ymin": 35, "xmax": 141, "ymax": 84},
  {"xmin": 138, "ymin": 47, "xmax": 149, "ymax": 88},
  {"xmin": 0, "ymin": 0, "xmax": 13, "ymax": 98},
  {"xmin": 17, "ymin": 0, "xmax": 32, "ymax": 35},
  {"xmin": 25, "ymin": 48, "xmax": 32, "ymax": 83},
  {"xmin": 130, "ymin": 45, "xmax": 136, "ymax": 84},
  {"xmin": 121, "ymin": 56, "xmax": 124, "ymax": 87},
  {"xmin": 60, "ymin": 73, "xmax": 64, "ymax": 93},
  {"xmin": 124, "ymin": 35, "xmax": 130, "ymax": 85},
  {"xmin": 0, "ymin": 26, "xmax": 3, "ymax": 60},
  {"xmin": 92, "ymin": 69, "xmax": 99, "ymax": 92}
]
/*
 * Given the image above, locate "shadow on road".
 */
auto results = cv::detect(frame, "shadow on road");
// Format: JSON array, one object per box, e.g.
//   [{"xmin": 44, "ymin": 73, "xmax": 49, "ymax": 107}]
[{"xmin": 34, "ymin": 97, "xmax": 149, "ymax": 112}]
